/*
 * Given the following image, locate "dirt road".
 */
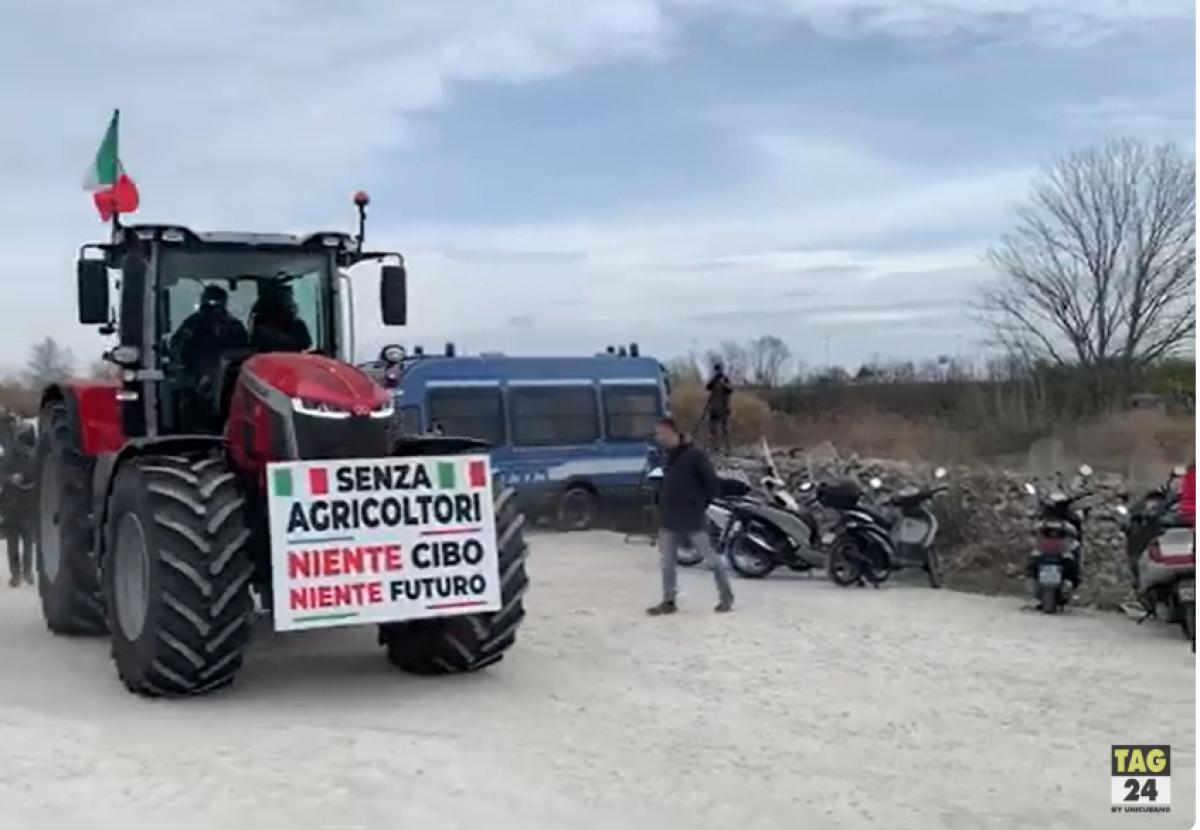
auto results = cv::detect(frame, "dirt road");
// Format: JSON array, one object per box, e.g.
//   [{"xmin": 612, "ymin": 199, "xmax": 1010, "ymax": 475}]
[{"xmin": 0, "ymin": 531, "xmax": 1192, "ymax": 829}]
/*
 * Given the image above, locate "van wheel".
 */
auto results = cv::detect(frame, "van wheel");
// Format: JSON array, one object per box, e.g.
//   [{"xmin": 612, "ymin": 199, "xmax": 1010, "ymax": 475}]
[{"xmin": 558, "ymin": 486, "xmax": 598, "ymax": 531}]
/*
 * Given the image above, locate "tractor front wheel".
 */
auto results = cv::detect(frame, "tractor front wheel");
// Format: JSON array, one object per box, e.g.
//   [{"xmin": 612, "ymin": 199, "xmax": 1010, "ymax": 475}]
[
  {"xmin": 103, "ymin": 453, "xmax": 256, "ymax": 697},
  {"xmin": 380, "ymin": 484, "xmax": 529, "ymax": 674}
]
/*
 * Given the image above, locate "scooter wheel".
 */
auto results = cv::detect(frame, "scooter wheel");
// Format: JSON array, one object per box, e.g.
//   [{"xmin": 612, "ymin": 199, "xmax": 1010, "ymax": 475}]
[{"xmin": 826, "ymin": 542, "xmax": 862, "ymax": 587}]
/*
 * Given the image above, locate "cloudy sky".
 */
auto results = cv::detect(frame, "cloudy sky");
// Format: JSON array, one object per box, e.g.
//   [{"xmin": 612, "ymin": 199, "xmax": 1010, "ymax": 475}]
[{"xmin": 2, "ymin": 0, "xmax": 1195, "ymax": 372}]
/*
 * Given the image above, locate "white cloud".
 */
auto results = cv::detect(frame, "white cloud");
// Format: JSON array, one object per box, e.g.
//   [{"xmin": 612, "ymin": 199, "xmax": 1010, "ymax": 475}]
[{"xmin": 0, "ymin": 0, "xmax": 1192, "ymax": 371}]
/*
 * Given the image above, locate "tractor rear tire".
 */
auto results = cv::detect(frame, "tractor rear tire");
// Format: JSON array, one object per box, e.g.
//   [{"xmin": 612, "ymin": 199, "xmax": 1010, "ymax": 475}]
[
  {"xmin": 35, "ymin": 401, "xmax": 107, "ymax": 636},
  {"xmin": 380, "ymin": 484, "xmax": 529, "ymax": 675},
  {"xmin": 103, "ymin": 453, "xmax": 256, "ymax": 697}
]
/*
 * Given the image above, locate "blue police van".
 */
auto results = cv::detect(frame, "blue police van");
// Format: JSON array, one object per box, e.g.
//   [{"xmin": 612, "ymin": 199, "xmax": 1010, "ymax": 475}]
[{"xmin": 370, "ymin": 346, "xmax": 668, "ymax": 529}]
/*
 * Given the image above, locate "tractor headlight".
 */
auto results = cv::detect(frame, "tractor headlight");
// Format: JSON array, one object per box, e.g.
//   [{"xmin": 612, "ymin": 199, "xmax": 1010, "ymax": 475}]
[
  {"xmin": 292, "ymin": 398, "xmax": 351, "ymax": 419},
  {"xmin": 381, "ymin": 344, "xmax": 405, "ymax": 364}
]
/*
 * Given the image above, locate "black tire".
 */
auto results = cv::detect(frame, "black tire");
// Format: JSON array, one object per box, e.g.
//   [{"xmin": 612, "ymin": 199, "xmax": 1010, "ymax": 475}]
[
  {"xmin": 103, "ymin": 454, "xmax": 256, "ymax": 697},
  {"xmin": 726, "ymin": 535, "xmax": 775, "ymax": 579},
  {"xmin": 557, "ymin": 486, "xmax": 599, "ymax": 531},
  {"xmin": 1181, "ymin": 602, "xmax": 1195, "ymax": 649},
  {"xmin": 1038, "ymin": 584, "xmax": 1060, "ymax": 614},
  {"xmin": 381, "ymin": 484, "xmax": 529, "ymax": 675},
  {"xmin": 35, "ymin": 401, "xmax": 106, "ymax": 636},
  {"xmin": 925, "ymin": 547, "xmax": 944, "ymax": 589},
  {"xmin": 826, "ymin": 538, "xmax": 863, "ymax": 587}
]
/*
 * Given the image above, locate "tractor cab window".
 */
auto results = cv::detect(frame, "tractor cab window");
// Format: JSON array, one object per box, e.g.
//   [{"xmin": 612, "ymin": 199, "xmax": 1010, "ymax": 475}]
[{"xmin": 159, "ymin": 249, "xmax": 334, "ymax": 361}]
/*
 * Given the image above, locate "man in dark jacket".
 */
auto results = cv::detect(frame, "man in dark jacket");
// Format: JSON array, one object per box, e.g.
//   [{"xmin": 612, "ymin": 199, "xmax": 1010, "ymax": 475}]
[
  {"xmin": 1, "ymin": 426, "xmax": 36, "ymax": 586},
  {"xmin": 647, "ymin": 417, "xmax": 734, "ymax": 615},
  {"xmin": 250, "ymin": 284, "xmax": 313, "ymax": 353},
  {"xmin": 705, "ymin": 363, "xmax": 733, "ymax": 453}
]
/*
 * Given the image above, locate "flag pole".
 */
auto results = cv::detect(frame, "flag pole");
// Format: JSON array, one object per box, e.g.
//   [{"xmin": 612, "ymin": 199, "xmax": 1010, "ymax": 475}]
[{"xmin": 109, "ymin": 108, "xmax": 122, "ymax": 241}]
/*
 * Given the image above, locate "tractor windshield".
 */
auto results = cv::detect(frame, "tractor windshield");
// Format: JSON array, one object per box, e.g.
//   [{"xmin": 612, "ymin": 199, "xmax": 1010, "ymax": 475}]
[{"xmin": 159, "ymin": 248, "xmax": 334, "ymax": 355}]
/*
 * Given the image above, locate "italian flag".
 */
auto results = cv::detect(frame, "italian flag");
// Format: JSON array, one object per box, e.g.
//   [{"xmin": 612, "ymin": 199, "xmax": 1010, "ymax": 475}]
[
  {"xmin": 84, "ymin": 109, "xmax": 140, "ymax": 222},
  {"xmin": 273, "ymin": 467, "xmax": 329, "ymax": 498},
  {"xmin": 434, "ymin": 459, "xmax": 490, "ymax": 490}
]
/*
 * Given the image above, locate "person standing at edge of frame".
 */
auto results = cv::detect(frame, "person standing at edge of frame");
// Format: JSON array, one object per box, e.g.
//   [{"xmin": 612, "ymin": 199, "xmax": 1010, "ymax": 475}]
[
  {"xmin": 646, "ymin": 416, "xmax": 735, "ymax": 615},
  {"xmin": 2, "ymin": 425, "xmax": 36, "ymax": 587}
]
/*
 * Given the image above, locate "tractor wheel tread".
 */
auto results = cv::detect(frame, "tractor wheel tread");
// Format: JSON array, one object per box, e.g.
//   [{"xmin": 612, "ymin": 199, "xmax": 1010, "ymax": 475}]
[
  {"xmin": 105, "ymin": 453, "xmax": 255, "ymax": 698},
  {"xmin": 36, "ymin": 402, "xmax": 107, "ymax": 636},
  {"xmin": 381, "ymin": 481, "xmax": 530, "ymax": 676}
]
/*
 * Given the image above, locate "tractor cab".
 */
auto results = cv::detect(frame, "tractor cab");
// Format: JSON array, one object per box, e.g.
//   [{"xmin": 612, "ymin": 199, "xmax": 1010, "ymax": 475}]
[{"xmin": 75, "ymin": 199, "xmax": 408, "ymax": 442}]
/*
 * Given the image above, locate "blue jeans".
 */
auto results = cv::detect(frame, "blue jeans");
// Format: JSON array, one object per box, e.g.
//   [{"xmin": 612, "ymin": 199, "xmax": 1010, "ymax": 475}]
[{"xmin": 658, "ymin": 529, "xmax": 734, "ymax": 605}]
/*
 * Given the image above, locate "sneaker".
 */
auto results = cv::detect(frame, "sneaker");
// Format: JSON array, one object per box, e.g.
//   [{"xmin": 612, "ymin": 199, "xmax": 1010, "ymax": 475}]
[
  {"xmin": 646, "ymin": 600, "xmax": 677, "ymax": 616},
  {"xmin": 22, "ymin": 572, "xmax": 33, "ymax": 585},
  {"xmin": 714, "ymin": 600, "xmax": 734, "ymax": 613},
  {"xmin": 7, "ymin": 575, "xmax": 19, "ymax": 588}
]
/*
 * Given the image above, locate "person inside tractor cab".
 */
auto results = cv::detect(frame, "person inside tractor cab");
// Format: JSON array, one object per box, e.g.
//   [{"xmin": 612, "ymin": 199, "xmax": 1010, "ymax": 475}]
[
  {"xmin": 250, "ymin": 282, "xmax": 313, "ymax": 354},
  {"xmin": 169, "ymin": 284, "xmax": 251, "ymax": 370},
  {"xmin": 168, "ymin": 284, "xmax": 251, "ymax": 431}
]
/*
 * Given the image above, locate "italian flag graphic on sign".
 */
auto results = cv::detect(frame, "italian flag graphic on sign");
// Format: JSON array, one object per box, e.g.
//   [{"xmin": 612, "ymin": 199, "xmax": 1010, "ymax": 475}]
[
  {"xmin": 84, "ymin": 109, "xmax": 140, "ymax": 221},
  {"xmin": 435, "ymin": 459, "xmax": 490, "ymax": 490},
  {"xmin": 272, "ymin": 467, "xmax": 330, "ymax": 498}
]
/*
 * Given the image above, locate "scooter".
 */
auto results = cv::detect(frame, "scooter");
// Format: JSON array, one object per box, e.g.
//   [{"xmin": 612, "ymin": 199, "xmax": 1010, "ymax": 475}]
[
  {"xmin": 718, "ymin": 474, "xmax": 825, "ymax": 578},
  {"xmin": 1022, "ymin": 465, "xmax": 1093, "ymax": 614},
  {"xmin": 1113, "ymin": 465, "xmax": 1195, "ymax": 649},
  {"xmin": 883, "ymin": 468, "xmax": 950, "ymax": 588},
  {"xmin": 814, "ymin": 474, "xmax": 897, "ymax": 587}
]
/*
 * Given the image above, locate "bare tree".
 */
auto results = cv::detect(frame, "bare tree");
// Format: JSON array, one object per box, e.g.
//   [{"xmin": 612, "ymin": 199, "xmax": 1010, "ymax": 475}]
[
  {"xmin": 705, "ymin": 341, "xmax": 749, "ymax": 384},
  {"xmin": 662, "ymin": 354, "xmax": 702, "ymax": 386},
  {"xmin": 745, "ymin": 335, "xmax": 792, "ymax": 387},
  {"xmin": 24, "ymin": 337, "xmax": 75, "ymax": 386},
  {"xmin": 977, "ymin": 138, "xmax": 1195, "ymax": 400},
  {"xmin": 88, "ymin": 359, "xmax": 119, "ymax": 380}
]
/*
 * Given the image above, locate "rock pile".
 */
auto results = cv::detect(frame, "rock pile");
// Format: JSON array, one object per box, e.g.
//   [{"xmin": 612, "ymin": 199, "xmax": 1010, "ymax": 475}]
[{"xmin": 718, "ymin": 450, "xmax": 1133, "ymax": 608}]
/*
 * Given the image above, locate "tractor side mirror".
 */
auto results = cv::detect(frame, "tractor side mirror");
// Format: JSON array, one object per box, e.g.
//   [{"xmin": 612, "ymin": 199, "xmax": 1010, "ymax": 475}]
[
  {"xmin": 380, "ymin": 264, "xmax": 407, "ymax": 326},
  {"xmin": 77, "ymin": 259, "xmax": 110, "ymax": 325}
]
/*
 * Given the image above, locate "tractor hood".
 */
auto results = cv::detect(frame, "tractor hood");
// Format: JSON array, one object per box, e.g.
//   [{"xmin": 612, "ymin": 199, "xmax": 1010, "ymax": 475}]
[{"xmin": 242, "ymin": 352, "xmax": 390, "ymax": 413}]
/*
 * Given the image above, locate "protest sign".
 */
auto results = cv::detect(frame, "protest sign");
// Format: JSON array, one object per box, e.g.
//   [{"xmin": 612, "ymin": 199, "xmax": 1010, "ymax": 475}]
[{"xmin": 266, "ymin": 454, "xmax": 501, "ymax": 632}]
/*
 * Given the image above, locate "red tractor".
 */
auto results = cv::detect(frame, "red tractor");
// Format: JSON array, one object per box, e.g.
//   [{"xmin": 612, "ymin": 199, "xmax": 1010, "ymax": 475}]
[{"xmin": 37, "ymin": 197, "xmax": 529, "ymax": 697}]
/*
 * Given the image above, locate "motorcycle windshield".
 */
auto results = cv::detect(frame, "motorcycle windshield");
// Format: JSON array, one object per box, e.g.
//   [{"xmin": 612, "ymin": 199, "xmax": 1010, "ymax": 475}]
[{"xmin": 805, "ymin": 440, "xmax": 843, "ymax": 481}]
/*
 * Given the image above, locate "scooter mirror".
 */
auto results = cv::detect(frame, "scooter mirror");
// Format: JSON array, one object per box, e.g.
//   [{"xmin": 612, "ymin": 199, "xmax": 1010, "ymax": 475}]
[
  {"xmin": 1023, "ymin": 482, "xmax": 1037, "ymax": 495},
  {"xmin": 1078, "ymin": 464, "xmax": 1093, "ymax": 477},
  {"xmin": 869, "ymin": 477, "xmax": 883, "ymax": 489},
  {"xmin": 933, "ymin": 466, "xmax": 947, "ymax": 479},
  {"xmin": 798, "ymin": 482, "xmax": 814, "ymax": 492}
]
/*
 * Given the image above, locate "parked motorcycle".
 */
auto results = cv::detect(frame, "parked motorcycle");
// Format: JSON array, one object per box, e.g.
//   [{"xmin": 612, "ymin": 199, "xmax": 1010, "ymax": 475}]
[
  {"xmin": 814, "ymin": 467, "xmax": 950, "ymax": 588},
  {"xmin": 717, "ymin": 439, "xmax": 825, "ymax": 579},
  {"xmin": 1022, "ymin": 465, "xmax": 1093, "ymax": 614},
  {"xmin": 1113, "ymin": 465, "xmax": 1195, "ymax": 649},
  {"xmin": 884, "ymin": 469, "xmax": 950, "ymax": 588}
]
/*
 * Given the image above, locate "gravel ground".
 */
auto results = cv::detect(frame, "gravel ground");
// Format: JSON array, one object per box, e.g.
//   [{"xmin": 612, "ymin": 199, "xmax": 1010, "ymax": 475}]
[{"xmin": 0, "ymin": 531, "xmax": 1192, "ymax": 829}]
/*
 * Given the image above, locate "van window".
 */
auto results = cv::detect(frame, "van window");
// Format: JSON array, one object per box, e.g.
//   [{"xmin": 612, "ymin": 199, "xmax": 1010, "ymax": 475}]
[
  {"xmin": 602, "ymin": 384, "xmax": 661, "ymax": 442},
  {"xmin": 508, "ymin": 385, "xmax": 600, "ymax": 447},
  {"xmin": 427, "ymin": 387, "xmax": 505, "ymax": 446}
]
